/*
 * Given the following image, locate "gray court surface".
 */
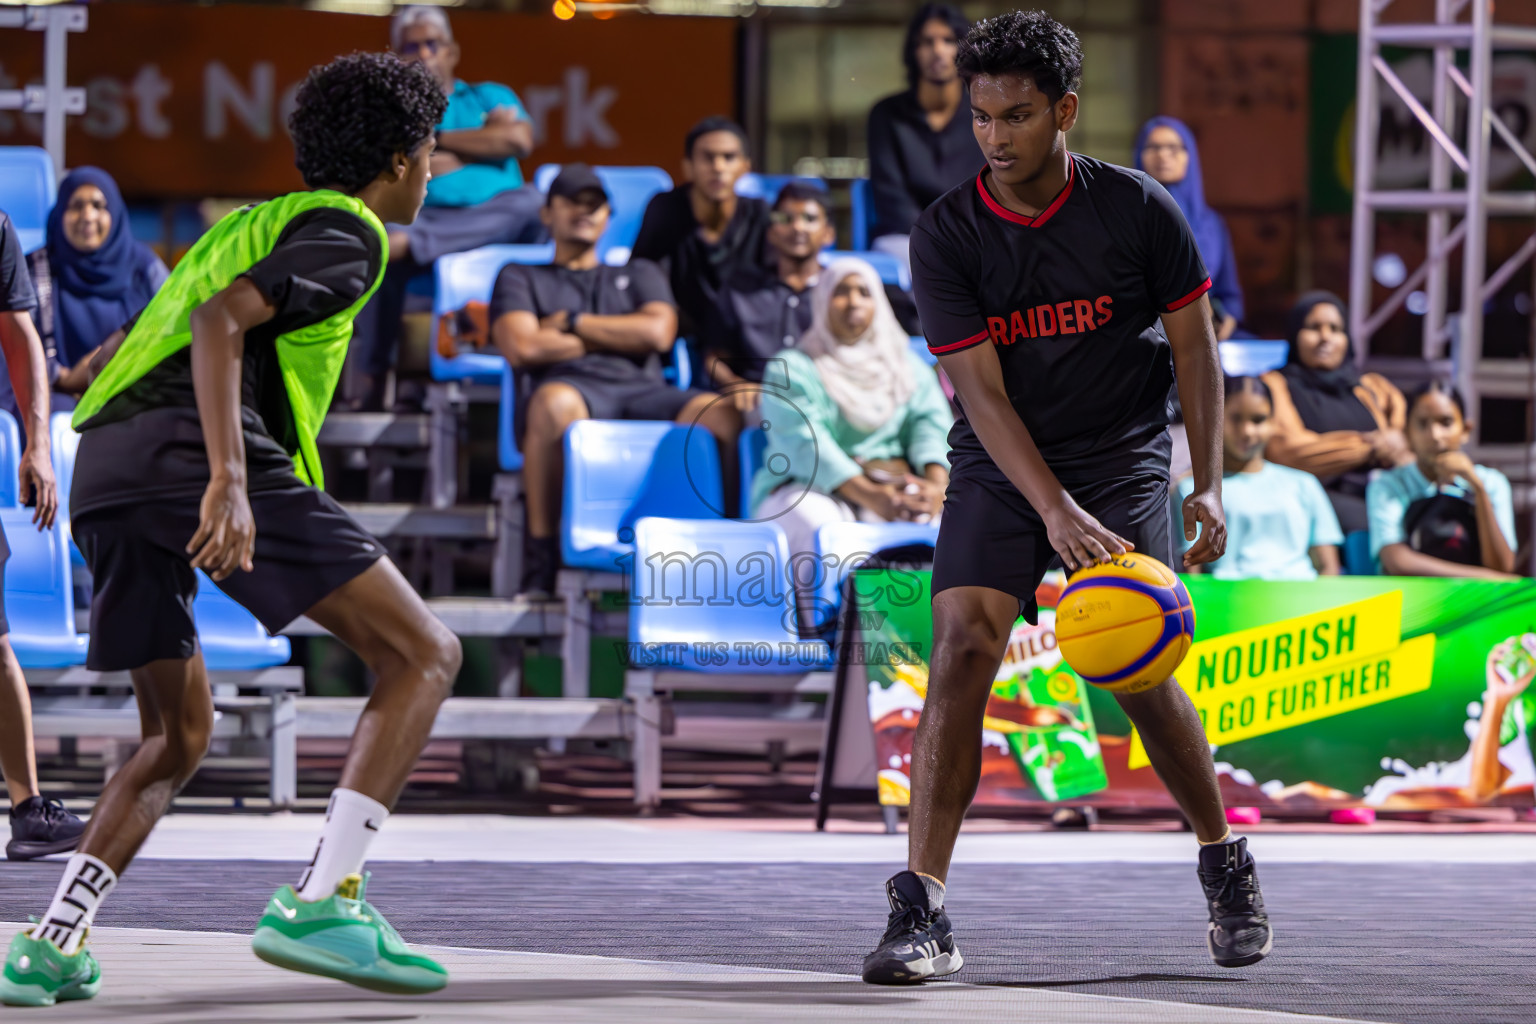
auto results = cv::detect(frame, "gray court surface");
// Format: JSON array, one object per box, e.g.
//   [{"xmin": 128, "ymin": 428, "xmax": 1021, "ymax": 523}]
[{"xmin": 3, "ymin": 859, "xmax": 1529, "ymax": 1023}]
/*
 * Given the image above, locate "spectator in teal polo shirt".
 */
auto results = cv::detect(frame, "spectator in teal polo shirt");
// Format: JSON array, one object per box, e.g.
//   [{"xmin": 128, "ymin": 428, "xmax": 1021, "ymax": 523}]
[{"xmin": 348, "ymin": 5, "xmax": 546, "ymax": 410}]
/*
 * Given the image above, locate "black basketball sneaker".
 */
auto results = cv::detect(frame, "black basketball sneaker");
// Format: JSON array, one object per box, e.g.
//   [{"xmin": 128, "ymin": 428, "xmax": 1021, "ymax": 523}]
[
  {"xmin": 6, "ymin": 797, "xmax": 86, "ymax": 861},
  {"xmin": 861, "ymin": 870, "xmax": 963, "ymax": 984},
  {"xmin": 1198, "ymin": 836, "xmax": 1272, "ymax": 967}
]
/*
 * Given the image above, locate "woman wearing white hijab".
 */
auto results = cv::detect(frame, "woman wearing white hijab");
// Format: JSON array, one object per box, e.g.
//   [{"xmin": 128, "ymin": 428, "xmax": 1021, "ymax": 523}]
[{"xmin": 753, "ymin": 257, "xmax": 953, "ymax": 632}]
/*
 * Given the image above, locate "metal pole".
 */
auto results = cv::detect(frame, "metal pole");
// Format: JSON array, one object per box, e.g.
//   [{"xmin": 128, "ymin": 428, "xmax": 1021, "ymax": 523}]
[
  {"xmin": 41, "ymin": 9, "xmax": 67, "ymax": 177},
  {"xmin": 1349, "ymin": 0, "xmax": 1381, "ymax": 364},
  {"xmin": 1425, "ymin": 0, "xmax": 1455, "ymax": 360},
  {"xmin": 1458, "ymin": 0, "xmax": 1491, "ymax": 431}
]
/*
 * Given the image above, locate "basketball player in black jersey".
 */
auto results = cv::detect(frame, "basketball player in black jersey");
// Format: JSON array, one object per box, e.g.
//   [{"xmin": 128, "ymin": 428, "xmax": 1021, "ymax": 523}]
[{"xmin": 861, "ymin": 11, "xmax": 1272, "ymax": 984}]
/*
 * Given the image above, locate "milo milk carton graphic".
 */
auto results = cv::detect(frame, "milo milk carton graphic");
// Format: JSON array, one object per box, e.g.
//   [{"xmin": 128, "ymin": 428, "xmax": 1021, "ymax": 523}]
[{"xmin": 994, "ymin": 608, "xmax": 1110, "ymax": 801}]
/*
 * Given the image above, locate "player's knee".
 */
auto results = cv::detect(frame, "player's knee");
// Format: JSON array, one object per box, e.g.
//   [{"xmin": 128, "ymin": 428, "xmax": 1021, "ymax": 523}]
[
  {"xmin": 413, "ymin": 622, "xmax": 462, "ymax": 700},
  {"xmin": 932, "ymin": 616, "xmax": 1007, "ymax": 673},
  {"xmin": 528, "ymin": 384, "xmax": 587, "ymax": 435}
]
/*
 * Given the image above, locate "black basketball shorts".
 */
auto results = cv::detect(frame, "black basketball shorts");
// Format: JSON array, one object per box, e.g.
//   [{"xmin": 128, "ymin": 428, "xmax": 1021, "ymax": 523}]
[
  {"xmin": 932, "ymin": 467, "xmax": 1175, "ymax": 624},
  {"xmin": 74, "ymin": 485, "xmax": 384, "ymax": 672}
]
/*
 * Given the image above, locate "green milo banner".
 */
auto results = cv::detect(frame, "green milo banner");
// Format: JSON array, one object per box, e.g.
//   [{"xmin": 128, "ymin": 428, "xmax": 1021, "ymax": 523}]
[{"xmin": 858, "ymin": 570, "xmax": 1536, "ymax": 812}]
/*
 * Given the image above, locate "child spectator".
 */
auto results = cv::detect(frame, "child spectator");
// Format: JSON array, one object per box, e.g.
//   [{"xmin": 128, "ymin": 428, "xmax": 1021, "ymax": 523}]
[
  {"xmin": 1368, "ymin": 380, "xmax": 1517, "ymax": 579},
  {"xmin": 1178, "ymin": 376, "xmax": 1341, "ymax": 579}
]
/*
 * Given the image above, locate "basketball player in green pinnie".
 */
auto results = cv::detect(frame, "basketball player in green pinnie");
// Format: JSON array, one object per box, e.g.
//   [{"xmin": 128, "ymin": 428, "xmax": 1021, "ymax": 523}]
[{"xmin": 2, "ymin": 53, "xmax": 464, "ymax": 1006}]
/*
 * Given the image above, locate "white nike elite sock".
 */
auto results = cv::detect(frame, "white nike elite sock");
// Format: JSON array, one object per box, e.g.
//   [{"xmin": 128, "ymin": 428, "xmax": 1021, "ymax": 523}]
[
  {"xmin": 296, "ymin": 788, "xmax": 388, "ymax": 902},
  {"xmin": 35, "ymin": 853, "xmax": 117, "ymax": 954}
]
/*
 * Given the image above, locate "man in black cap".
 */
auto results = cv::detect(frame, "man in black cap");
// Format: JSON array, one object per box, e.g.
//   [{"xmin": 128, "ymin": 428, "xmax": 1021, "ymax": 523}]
[{"xmin": 490, "ymin": 165, "xmax": 741, "ymax": 597}]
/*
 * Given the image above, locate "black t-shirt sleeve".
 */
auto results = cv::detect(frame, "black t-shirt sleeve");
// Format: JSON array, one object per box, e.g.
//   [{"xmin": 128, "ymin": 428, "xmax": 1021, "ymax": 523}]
[
  {"xmin": 240, "ymin": 208, "xmax": 381, "ymax": 336},
  {"xmin": 489, "ymin": 264, "xmax": 537, "ymax": 323},
  {"xmin": 628, "ymin": 192, "xmax": 676, "ymax": 267},
  {"xmin": 625, "ymin": 258, "xmax": 674, "ymax": 307},
  {"xmin": 910, "ymin": 216, "xmax": 988, "ymax": 355},
  {"xmin": 0, "ymin": 213, "xmax": 38, "ymax": 314},
  {"xmin": 1141, "ymin": 177, "xmax": 1211, "ymax": 314}
]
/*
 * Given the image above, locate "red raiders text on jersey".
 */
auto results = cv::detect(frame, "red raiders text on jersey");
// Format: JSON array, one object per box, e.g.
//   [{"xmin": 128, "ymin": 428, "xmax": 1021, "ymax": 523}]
[{"xmin": 986, "ymin": 296, "xmax": 1113, "ymax": 345}]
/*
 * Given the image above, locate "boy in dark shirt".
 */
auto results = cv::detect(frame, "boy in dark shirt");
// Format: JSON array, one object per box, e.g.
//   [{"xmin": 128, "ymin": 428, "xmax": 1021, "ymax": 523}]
[
  {"xmin": 860, "ymin": 12, "xmax": 1271, "ymax": 986},
  {"xmin": 2, "ymin": 53, "xmax": 462, "ymax": 1007},
  {"xmin": 701, "ymin": 182, "xmax": 835, "ymax": 404},
  {"xmin": 0, "ymin": 208, "xmax": 78, "ymax": 862},
  {"xmin": 492, "ymin": 164, "xmax": 741, "ymax": 597},
  {"xmin": 630, "ymin": 117, "xmax": 772, "ymax": 355}
]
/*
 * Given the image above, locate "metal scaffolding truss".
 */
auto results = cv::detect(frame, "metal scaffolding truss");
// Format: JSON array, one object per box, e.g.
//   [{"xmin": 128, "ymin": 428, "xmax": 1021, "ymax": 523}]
[
  {"xmin": 1349, "ymin": 0, "xmax": 1536, "ymax": 445},
  {"xmin": 0, "ymin": 5, "xmax": 87, "ymax": 175}
]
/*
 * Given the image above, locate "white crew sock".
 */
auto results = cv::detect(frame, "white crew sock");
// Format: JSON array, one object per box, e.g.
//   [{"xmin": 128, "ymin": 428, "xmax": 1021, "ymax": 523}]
[
  {"xmin": 34, "ymin": 853, "xmax": 117, "ymax": 955},
  {"xmin": 916, "ymin": 871, "xmax": 946, "ymax": 910},
  {"xmin": 295, "ymin": 788, "xmax": 388, "ymax": 902}
]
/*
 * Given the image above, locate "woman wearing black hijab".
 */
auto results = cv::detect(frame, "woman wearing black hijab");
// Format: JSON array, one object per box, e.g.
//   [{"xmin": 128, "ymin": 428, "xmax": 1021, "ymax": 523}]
[{"xmin": 1262, "ymin": 291, "xmax": 1409, "ymax": 534}]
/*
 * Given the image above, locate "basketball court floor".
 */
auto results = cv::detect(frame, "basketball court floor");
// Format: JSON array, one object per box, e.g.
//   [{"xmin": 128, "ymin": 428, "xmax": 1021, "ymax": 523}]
[{"xmin": 2, "ymin": 817, "xmax": 1532, "ymax": 1023}]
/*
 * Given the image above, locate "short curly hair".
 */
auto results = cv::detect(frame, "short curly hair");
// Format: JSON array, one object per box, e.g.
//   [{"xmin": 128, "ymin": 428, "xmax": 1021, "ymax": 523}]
[
  {"xmin": 289, "ymin": 52, "xmax": 445, "ymax": 193},
  {"xmin": 956, "ymin": 10, "xmax": 1083, "ymax": 105}
]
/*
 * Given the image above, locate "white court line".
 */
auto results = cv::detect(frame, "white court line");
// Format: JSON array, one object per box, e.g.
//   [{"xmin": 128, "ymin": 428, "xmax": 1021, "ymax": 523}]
[
  {"xmin": 0, "ymin": 924, "xmax": 1388, "ymax": 1024},
  {"xmin": 30, "ymin": 815, "xmax": 1533, "ymax": 864}
]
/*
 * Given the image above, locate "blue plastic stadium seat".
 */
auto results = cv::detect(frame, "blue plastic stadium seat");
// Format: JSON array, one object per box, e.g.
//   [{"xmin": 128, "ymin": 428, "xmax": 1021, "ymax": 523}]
[
  {"xmin": 2, "ymin": 508, "xmax": 86, "ymax": 668},
  {"xmin": 562, "ymin": 421, "xmax": 723, "ymax": 573},
  {"xmin": 735, "ymin": 173, "xmax": 829, "ymax": 204},
  {"xmin": 0, "ymin": 147, "xmax": 56, "ymax": 254},
  {"xmin": 498, "ymin": 339, "xmax": 694, "ymax": 475},
  {"xmin": 909, "ymin": 336, "xmax": 936, "ymax": 366},
  {"xmin": 47, "ymin": 413, "xmax": 85, "ymax": 571},
  {"xmin": 1343, "ymin": 530, "xmax": 1376, "ymax": 576},
  {"xmin": 0, "ymin": 409, "xmax": 21, "ymax": 508},
  {"xmin": 532, "ymin": 164, "xmax": 672, "ymax": 262},
  {"xmin": 737, "ymin": 426, "xmax": 766, "ymax": 517},
  {"xmin": 820, "ymin": 249, "xmax": 910, "ymax": 291},
  {"xmin": 1219, "ymin": 340, "xmax": 1289, "ymax": 378},
  {"xmin": 431, "ymin": 243, "xmax": 552, "ymax": 384},
  {"xmin": 849, "ymin": 178, "xmax": 874, "ymax": 251},
  {"xmin": 629, "ymin": 516, "xmax": 832, "ymax": 673},
  {"xmin": 812, "ymin": 521, "xmax": 938, "ymax": 636},
  {"xmin": 193, "ymin": 570, "xmax": 291, "ymax": 670}
]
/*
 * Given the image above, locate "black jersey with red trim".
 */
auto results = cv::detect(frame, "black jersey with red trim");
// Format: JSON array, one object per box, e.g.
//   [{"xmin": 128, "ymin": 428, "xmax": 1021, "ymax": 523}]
[{"xmin": 911, "ymin": 153, "xmax": 1210, "ymax": 486}]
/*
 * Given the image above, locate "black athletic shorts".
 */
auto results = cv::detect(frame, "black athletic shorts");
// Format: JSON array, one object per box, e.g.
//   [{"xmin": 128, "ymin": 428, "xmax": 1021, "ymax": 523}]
[
  {"xmin": 74, "ymin": 486, "xmax": 384, "ymax": 672},
  {"xmin": 537, "ymin": 373, "xmax": 706, "ymax": 430},
  {"xmin": 932, "ymin": 466, "xmax": 1175, "ymax": 624}
]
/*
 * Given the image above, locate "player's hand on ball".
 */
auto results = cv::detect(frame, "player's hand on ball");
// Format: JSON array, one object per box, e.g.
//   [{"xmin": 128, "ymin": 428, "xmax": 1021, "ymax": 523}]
[
  {"xmin": 188, "ymin": 478, "xmax": 256, "ymax": 581},
  {"xmin": 1181, "ymin": 488, "xmax": 1227, "ymax": 568},
  {"xmin": 1043, "ymin": 495, "xmax": 1133, "ymax": 572},
  {"xmin": 18, "ymin": 446, "xmax": 56, "ymax": 530}
]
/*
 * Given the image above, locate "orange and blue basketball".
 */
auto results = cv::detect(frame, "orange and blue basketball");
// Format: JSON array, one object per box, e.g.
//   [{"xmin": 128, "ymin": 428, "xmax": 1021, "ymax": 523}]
[{"xmin": 1052, "ymin": 554, "xmax": 1195, "ymax": 694}]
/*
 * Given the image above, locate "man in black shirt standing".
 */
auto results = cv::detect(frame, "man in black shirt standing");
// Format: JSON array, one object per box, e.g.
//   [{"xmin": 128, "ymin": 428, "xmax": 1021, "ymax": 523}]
[
  {"xmin": 701, "ymin": 182, "xmax": 834, "ymax": 406},
  {"xmin": 631, "ymin": 117, "xmax": 771, "ymax": 363},
  {"xmin": 492, "ymin": 165, "xmax": 740, "ymax": 596},
  {"xmin": 861, "ymin": 12, "xmax": 1271, "ymax": 986},
  {"xmin": 0, "ymin": 209, "xmax": 78, "ymax": 862},
  {"xmin": 866, "ymin": 4, "xmax": 984, "ymax": 270}
]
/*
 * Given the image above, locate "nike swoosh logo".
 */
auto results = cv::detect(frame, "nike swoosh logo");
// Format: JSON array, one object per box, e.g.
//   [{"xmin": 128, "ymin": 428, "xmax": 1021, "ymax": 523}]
[
  {"xmin": 273, "ymin": 900, "xmax": 298, "ymax": 919},
  {"xmin": 364, "ymin": 820, "xmax": 380, "ymax": 832}
]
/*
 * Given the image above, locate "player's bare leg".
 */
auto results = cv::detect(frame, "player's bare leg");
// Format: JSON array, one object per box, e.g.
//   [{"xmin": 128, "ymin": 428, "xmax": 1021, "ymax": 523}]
[
  {"xmin": 1113, "ymin": 680, "xmax": 1226, "ymax": 841},
  {"xmin": 862, "ymin": 585, "xmax": 1016, "ymax": 984},
  {"xmin": 251, "ymin": 557, "xmax": 460, "ymax": 994},
  {"xmin": 907, "ymin": 586, "xmax": 1020, "ymax": 881}
]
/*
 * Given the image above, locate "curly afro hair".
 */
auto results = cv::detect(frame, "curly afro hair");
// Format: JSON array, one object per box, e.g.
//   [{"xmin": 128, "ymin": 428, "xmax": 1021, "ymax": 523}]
[
  {"xmin": 289, "ymin": 52, "xmax": 446, "ymax": 193},
  {"xmin": 956, "ymin": 10, "xmax": 1083, "ymax": 105}
]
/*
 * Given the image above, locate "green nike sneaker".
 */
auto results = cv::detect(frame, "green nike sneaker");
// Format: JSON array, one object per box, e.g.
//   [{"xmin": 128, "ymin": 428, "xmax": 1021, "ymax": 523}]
[
  {"xmin": 251, "ymin": 873, "xmax": 447, "ymax": 995},
  {"xmin": 0, "ymin": 926, "xmax": 102, "ymax": 1007}
]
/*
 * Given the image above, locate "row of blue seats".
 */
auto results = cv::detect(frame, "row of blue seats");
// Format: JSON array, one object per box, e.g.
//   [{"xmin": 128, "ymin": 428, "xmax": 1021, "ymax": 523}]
[{"xmin": 0, "ymin": 411, "xmax": 290, "ymax": 671}]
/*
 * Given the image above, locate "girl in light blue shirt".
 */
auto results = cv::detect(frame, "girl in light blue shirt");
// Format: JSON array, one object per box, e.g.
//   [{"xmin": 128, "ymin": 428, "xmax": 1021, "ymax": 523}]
[
  {"xmin": 1367, "ymin": 380, "xmax": 1517, "ymax": 578},
  {"xmin": 1178, "ymin": 376, "xmax": 1342, "ymax": 579}
]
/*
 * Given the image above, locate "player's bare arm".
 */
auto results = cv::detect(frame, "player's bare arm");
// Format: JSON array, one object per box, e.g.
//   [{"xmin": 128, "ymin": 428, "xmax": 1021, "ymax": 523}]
[
  {"xmin": 937, "ymin": 340, "xmax": 1132, "ymax": 571},
  {"xmin": 0, "ymin": 311, "xmax": 56, "ymax": 529},
  {"xmin": 186, "ymin": 276, "xmax": 275, "ymax": 580},
  {"xmin": 1161, "ymin": 293, "xmax": 1227, "ymax": 568}
]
